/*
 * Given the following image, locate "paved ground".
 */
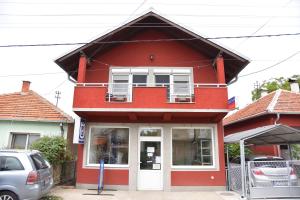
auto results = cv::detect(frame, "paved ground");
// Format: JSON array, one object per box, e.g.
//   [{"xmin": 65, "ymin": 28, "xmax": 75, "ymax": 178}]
[{"xmin": 50, "ymin": 187, "xmax": 240, "ymax": 200}]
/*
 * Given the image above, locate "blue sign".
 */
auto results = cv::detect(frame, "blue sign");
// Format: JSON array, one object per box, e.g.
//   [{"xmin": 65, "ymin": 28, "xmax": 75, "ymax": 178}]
[{"xmin": 78, "ymin": 118, "xmax": 86, "ymax": 144}]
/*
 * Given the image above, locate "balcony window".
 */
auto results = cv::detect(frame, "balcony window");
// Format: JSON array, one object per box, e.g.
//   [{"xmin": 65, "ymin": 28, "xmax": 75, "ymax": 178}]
[
  {"xmin": 88, "ymin": 127, "xmax": 129, "ymax": 166},
  {"xmin": 172, "ymin": 128, "xmax": 214, "ymax": 167},
  {"xmin": 133, "ymin": 74, "xmax": 147, "ymax": 87}
]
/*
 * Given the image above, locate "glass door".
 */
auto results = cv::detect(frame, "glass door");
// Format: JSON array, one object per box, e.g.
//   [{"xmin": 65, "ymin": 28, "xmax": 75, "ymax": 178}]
[{"xmin": 137, "ymin": 128, "xmax": 163, "ymax": 190}]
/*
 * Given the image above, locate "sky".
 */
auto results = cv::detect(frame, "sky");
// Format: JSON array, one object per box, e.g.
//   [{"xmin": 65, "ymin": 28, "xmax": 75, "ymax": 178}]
[{"xmin": 0, "ymin": 0, "xmax": 300, "ymax": 117}]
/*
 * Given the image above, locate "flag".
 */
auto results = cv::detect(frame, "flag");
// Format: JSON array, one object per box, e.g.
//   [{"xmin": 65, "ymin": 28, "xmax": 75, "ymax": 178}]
[{"xmin": 228, "ymin": 97, "xmax": 236, "ymax": 110}]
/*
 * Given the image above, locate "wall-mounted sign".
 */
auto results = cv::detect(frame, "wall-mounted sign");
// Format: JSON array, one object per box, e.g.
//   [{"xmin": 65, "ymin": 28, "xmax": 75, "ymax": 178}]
[
  {"xmin": 73, "ymin": 117, "xmax": 86, "ymax": 144},
  {"xmin": 78, "ymin": 118, "xmax": 86, "ymax": 144}
]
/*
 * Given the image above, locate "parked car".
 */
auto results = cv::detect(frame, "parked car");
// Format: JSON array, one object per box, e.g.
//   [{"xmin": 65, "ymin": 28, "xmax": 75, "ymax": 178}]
[
  {"xmin": 0, "ymin": 150, "xmax": 53, "ymax": 200},
  {"xmin": 230, "ymin": 155, "xmax": 298, "ymax": 187}
]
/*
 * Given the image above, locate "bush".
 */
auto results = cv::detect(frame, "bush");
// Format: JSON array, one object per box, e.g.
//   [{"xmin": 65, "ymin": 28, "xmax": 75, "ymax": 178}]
[
  {"xmin": 226, "ymin": 143, "xmax": 252, "ymax": 159},
  {"xmin": 30, "ymin": 136, "xmax": 71, "ymax": 165}
]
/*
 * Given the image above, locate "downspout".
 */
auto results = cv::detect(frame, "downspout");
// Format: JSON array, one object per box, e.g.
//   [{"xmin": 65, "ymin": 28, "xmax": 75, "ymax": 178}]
[
  {"xmin": 227, "ymin": 76, "xmax": 238, "ymax": 86},
  {"xmin": 67, "ymin": 73, "xmax": 77, "ymax": 84},
  {"xmin": 274, "ymin": 112, "xmax": 280, "ymax": 125}
]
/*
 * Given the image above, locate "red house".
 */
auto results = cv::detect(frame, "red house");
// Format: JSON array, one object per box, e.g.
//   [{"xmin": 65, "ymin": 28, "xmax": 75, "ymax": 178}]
[
  {"xmin": 224, "ymin": 89, "xmax": 300, "ymax": 157},
  {"xmin": 55, "ymin": 11, "xmax": 249, "ymax": 191}
]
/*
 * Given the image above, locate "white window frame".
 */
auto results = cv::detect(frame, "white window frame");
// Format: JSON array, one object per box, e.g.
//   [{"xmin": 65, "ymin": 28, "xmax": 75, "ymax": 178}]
[
  {"xmin": 170, "ymin": 127, "xmax": 216, "ymax": 169},
  {"xmin": 10, "ymin": 132, "xmax": 40, "ymax": 150},
  {"xmin": 86, "ymin": 126, "xmax": 130, "ymax": 168}
]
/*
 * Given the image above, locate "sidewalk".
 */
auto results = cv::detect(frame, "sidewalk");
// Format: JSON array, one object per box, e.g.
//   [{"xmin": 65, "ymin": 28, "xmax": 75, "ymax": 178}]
[{"xmin": 50, "ymin": 187, "xmax": 240, "ymax": 200}]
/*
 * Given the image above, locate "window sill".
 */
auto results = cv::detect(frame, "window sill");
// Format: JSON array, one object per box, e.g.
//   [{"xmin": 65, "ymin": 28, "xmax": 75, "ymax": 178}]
[
  {"xmin": 171, "ymin": 165, "xmax": 218, "ymax": 171},
  {"xmin": 84, "ymin": 164, "xmax": 129, "ymax": 169}
]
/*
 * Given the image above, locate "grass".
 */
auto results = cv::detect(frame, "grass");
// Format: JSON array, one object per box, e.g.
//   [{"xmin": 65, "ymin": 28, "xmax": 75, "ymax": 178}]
[{"xmin": 40, "ymin": 195, "xmax": 63, "ymax": 200}]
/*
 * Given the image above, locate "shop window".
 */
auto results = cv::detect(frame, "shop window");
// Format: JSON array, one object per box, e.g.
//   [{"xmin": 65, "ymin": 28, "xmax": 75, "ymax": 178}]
[
  {"xmin": 88, "ymin": 127, "xmax": 129, "ymax": 165},
  {"xmin": 172, "ymin": 128, "xmax": 214, "ymax": 167},
  {"xmin": 11, "ymin": 133, "xmax": 40, "ymax": 149}
]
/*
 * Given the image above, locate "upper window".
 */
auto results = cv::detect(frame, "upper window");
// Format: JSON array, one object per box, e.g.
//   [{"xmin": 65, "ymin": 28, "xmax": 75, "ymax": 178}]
[
  {"xmin": 11, "ymin": 133, "xmax": 40, "ymax": 149},
  {"xmin": 112, "ymin": 75, "xmax": 129, "ymax": 95},
  {"xmin": 172, "ymin": 128, "xmax": 214, "ymax": 167},
  {"xmin": 88, "ymin": 127, "xmax": 129, "ymax": 165},
  {"xmin": 173, "ymin": 75, "xmax": 190, "ymax": 95},
  {"xmin": 0, "ymin": 156, "xmax": 24, "ymax": 171}
]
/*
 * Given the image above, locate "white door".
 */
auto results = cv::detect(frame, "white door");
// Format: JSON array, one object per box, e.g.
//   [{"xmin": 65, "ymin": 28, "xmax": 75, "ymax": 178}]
[{"xmin": 137, "ymin": 128, "xmax": 163, "ymax": 190}]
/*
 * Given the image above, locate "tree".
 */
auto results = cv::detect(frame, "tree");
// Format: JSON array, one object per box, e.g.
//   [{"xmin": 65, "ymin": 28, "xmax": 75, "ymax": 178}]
[{"xmin": 251, "ymin": 75, "xmax": 300, "ymax": 101}]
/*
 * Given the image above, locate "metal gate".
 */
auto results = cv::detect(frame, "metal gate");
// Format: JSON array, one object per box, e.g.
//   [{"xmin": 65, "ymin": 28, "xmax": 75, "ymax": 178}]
[{"xmin": 248, "ymin": 160, "xmax": 300, "ymax": 199}]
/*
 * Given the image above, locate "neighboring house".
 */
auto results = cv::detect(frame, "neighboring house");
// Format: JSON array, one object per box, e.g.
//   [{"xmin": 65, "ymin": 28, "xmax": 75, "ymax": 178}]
[
  {"xmin": 224, "ymin": 85, "xmax": 300, "ymax": 157},
  {"xmin": 0, "ymin": 81, "xmax": 74, "ymax": 150},
  {"xmin": 55, "ymin": 11, "xmax": 249, "ymax": 191}
]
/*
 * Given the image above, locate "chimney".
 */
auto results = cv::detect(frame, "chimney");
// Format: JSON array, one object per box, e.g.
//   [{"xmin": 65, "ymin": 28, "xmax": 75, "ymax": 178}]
[
  {"xmin": 21, "ymin": 81, "xmax": 31, "ymax": 93},
  {"xmin": 288, "ymin": 78, "xmax": 299, "ymax": 93}
]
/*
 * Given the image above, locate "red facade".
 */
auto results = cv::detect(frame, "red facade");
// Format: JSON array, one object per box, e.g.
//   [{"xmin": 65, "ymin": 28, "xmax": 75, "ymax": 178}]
[{"xmin": 56, "ymin": 12, "xmax": 249, "ymax": 190}]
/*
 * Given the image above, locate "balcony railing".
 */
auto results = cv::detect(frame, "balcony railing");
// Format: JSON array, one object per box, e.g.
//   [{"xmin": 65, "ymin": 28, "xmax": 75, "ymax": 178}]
[{"xmin": 76, "ymin": 82, "xmax": 227, "ymax": 104}]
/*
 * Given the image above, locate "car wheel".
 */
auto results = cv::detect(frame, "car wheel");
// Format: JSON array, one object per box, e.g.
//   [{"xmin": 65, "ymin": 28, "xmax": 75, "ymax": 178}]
[{"xmin": 0, "ymin": 191, "xmax": 18, "ymax": 200}]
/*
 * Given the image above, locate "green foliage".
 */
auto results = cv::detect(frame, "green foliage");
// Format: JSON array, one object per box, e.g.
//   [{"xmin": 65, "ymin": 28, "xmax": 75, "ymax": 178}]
[
  {"xmin": 251, "ymin": 75, "xmax": 300, "ymax": 101},
  {"xmin": 227, "ymin": 143, "xmax": 252, "ymax": 159},
  {"xmin": 292, "ymin": 144, "xmax": 300, "ymax": 160},
  {"xmin": 30, "ymin": 136, "xmax": 71, "ymax": 165}
]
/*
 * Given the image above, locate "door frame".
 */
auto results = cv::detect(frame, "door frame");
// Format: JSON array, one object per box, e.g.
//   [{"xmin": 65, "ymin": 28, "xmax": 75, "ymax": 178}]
[{"xmin": 137, "ymin": 127, "xmax": 164, "ymax": 190}]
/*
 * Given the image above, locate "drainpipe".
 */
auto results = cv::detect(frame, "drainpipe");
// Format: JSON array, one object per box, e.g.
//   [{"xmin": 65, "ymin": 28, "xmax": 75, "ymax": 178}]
[
  {"xmin": 67, "ymin": 73, "xmax": 77, "ymax": 84},
  {"xmin": 274, "ymin": 113, "xmax": 280, "ymax": 125},
  {"xmin": 227, "ymin": 76, "xmax": 238, "ymax": 86}
]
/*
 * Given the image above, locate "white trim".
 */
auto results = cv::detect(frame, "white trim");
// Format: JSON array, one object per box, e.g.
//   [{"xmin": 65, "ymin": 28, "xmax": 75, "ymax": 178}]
[
  {"xmin": 267, "ymin": 90, "xmax": 282, "ymax": 112},
  {"xmin": 153, "ymin": 69, "xmax": 172, "ymax": 74},
  {"xmin": 137, "ymin": 126, "xmax": 164, "ymax": 190},
  {"xmin": 86, "ymin": 125, "xmax": 131, "ymax": 168},
  {"xmin": 111, "ymin": 68, "xmax": 130, "ymax": 73},
  {"xmin": 73, "ymin": 108, "xmax": 230, "ymax": 113},
  {"xmin": 170, "ymin": 126, "xmax": 217, "ymax": 170}
]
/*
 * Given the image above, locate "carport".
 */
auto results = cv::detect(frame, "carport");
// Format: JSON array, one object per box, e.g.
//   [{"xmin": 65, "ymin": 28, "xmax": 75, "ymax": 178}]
[{"xmin": 224, "ymin": 124, "xmax": 300, "ymax": 199}]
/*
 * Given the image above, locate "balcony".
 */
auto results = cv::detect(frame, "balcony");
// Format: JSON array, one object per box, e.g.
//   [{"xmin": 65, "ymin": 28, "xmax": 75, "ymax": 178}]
[{"xmin": 73, "ymin": 83, "xmax": 229, "ymax": 122}]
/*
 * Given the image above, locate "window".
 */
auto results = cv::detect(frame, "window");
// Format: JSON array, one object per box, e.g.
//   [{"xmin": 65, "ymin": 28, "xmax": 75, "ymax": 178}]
[
  {"xmin": 31, "ymin": 153, "xmax": 49, "ymax": 170},
  {"xmin": 173, "ymin": 75, "xmax": 190, "ymax": 95},
  {"xmin": 88, "ymin": 127, "xmax": 129, "ymax": 165},
  {"xmin": 0, "ymin": 156, "xmax": 24, "ymax": 171},
  {"xmin": 172, "ymin": 128, "xmax": 214, "ymax": 167},
  {"xmin": 112, "ymin": 75, "xmax": 129, "ymax": 95},
  {"xmin": 133, "ymin": 74, "xmax": 147, "ymax": 87},
  {"xmin": 11, "ymin": 133, "xmax": 40, "ymax": 149}
]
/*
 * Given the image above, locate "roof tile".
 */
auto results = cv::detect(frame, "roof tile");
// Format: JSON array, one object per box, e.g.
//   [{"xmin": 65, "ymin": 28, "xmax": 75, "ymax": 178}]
[
  {"xmin": 0, "ymin": 90, "xmax": 73, "ymax": 123},
  {"xmin": 224, "ymin": 90, "xmax": 300, "ymax": 126}
]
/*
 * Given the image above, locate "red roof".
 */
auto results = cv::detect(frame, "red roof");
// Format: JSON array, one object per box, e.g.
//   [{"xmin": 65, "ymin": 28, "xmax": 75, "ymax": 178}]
[
  {"xmin": 224, "ymin": 90, "xmax": 300, "ymax": 126},
  {"xmin": 0, "ymin": 90, "xmax": 73, "ymax": 123}
]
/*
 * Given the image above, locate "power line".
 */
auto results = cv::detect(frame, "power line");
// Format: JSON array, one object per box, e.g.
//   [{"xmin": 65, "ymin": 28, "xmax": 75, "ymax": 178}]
[
  {"xmin": 1, "ymin": 13, "xmax": 299, "ymax": 18},
  {"xmin": 0, "ymin": 32, "xmax": 299, "ymax": 48},
  {"xmin": 239, "ymin": 51, "xmax": 300, "ymax": 77},
  {"xmin": 0, "ymin": 1, "xmax": 299, "ymax": 8}
]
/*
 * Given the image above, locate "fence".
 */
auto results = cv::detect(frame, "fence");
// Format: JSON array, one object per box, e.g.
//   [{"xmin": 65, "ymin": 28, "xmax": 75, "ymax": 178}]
[
  {"xmin": 60, "ymin": 160, "xmax": 76, "ymax": 185},
  {"xmin": 248, "ymin": 160, "xmax": 300, "ymax": 199}
]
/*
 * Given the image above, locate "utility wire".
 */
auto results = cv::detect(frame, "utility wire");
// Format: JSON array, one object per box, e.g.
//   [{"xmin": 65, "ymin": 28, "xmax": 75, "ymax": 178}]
[
  {"xmin": 236, "ymin": 0, "xmax": 294, "ymax": 48},
  {"xmin": 1, "ymin": 13, "xmax": 299, "ymax": 18},
  {"xmin": 239, "ymin": 51, "xmax": 300, "ymax": 77},
  {"xmin": 0, "ymin": 32, "xmax": 299, "ymax": 48},
  {"xmin": 0, "ymin": 1, "xmax": 299, "ymax": 8}
]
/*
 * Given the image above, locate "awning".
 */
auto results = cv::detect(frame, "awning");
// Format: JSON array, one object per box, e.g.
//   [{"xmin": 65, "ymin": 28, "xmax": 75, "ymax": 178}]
[{"xmin": 224, "ymin": 124, "xmax": 300, "ymax": 145}]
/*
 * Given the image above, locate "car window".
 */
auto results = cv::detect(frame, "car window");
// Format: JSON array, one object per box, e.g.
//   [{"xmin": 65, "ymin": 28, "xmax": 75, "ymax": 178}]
[
  {"xmin": 30, "ymin": 153, "xmax": 49, "ymax": 170},
  {"xmin": 0, "ymin": 156, "xmax": 24, "ymax": 171}
]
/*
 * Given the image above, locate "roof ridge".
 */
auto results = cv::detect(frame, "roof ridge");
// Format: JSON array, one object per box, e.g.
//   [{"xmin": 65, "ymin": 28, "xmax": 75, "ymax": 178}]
[
  {"xmin": 267, "ymin": 89, "xmax": 282, "ymax": 112},
  {"xmin": 29, "ymin": 91, "xmax": 74, "ymax": 123}
]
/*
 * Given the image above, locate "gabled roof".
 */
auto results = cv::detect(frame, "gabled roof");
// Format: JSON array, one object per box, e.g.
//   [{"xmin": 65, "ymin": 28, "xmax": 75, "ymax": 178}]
[
  {"xmin": 0, "ymin": 90, "xmax": 73, "ymax": 123},
  {"xmin": 224, "ymin": 90, "xmax": 300, "ymax": 126},
  {"xmin": 55, "ymin": 11, "xmax": 249, "ymax": 83}
]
